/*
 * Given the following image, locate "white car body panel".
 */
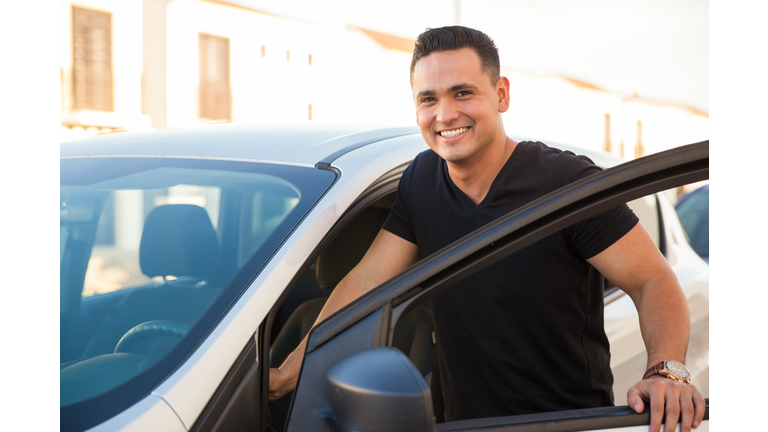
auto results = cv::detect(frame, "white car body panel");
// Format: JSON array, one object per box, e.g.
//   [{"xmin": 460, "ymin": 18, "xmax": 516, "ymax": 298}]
[{"xmin": 86, "ymin": 394, "xmax": 185, "ymax": 432}]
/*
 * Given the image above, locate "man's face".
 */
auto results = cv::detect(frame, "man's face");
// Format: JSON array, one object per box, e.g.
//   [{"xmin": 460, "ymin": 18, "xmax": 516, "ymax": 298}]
[{"xmin": 411, "ymin": 47, "xmax": 509, "ymax": 166}]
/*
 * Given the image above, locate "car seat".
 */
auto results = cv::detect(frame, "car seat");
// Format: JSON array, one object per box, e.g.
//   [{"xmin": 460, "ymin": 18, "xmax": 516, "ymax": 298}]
[{"xmin": 80, "ymin": 204, "xmax": 223, "ymax": 358}]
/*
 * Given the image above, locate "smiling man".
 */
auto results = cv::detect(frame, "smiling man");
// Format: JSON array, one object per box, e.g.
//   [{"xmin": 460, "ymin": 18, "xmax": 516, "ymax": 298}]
[{"xmin": 270, "ymin": 26, "xmax": 705, "ymax": 432}]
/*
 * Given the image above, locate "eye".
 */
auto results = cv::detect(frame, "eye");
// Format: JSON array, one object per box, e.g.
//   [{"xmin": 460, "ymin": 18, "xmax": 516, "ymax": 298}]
[
  {"xmin": 456, "ymin": 90, "xmax": 472, "ymax": 97},
  {"xmin": 420, "ymin": 97, "xmax": 436, "ymax": 104}
]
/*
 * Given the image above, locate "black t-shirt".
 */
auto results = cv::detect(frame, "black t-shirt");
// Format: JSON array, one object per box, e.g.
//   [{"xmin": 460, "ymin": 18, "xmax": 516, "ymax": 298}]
[{"xmin": 382, "ymin": 141, "xmax": 639, "ymax": 422}]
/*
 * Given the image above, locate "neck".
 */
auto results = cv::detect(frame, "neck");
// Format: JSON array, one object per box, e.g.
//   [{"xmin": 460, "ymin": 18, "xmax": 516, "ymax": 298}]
[{"xmin": 447, "ymin": 136, "xmax": 517, "ymax": 205}]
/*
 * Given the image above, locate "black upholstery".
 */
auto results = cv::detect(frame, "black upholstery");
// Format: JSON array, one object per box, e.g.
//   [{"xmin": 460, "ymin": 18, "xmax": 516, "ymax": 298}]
[
  {"xmin": 315, "ymin": 207, "xmax": 390, "ymax": 289},
  {"xmin": 391, "ymin": 304, "xmax": 433, "ymax": 376},
  {"xmin": 269, "ymin": 298, "xmax": 326, "ymax": 367},
  {"xmin": 139, "ymin": 204, "xmax": 221, "ymax": 280}
]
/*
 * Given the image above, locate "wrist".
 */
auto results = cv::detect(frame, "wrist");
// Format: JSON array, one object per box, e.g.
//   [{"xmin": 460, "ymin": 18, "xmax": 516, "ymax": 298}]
[{"xmin": 643, "ymin": 359, "xmax": 691, "ymax": 383}]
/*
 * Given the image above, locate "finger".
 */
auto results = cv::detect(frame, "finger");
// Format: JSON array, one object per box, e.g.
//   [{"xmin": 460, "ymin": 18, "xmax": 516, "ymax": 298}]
[
  {"xmin": 627, "ymin": 386, "xmax": 645, "ymax": 413},
  {"xmin": 649, "ymin": 379, "xmax": 667, "ymax": 432},
  {"xmin": 692, "ymin": 390, "xmax": 706, "ymax": 428},
  {"xmin": 663, "ymin": 383, "xmax": 682, "ymax": 432},
  {"xmin": 678, "ymin": 388, "xmax": 695, "ymax": 432}
]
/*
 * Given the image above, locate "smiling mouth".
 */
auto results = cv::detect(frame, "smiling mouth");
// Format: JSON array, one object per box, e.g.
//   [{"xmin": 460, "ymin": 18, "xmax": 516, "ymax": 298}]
[{"xmin": 439, "ymin": 127, "xmax": 469, "ymax": 138}]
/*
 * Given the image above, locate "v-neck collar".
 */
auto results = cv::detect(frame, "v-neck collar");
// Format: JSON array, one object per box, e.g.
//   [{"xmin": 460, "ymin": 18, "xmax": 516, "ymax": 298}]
[{"xmin": 442, "ymin": 142, "xmax": 523, "ymax": 212}]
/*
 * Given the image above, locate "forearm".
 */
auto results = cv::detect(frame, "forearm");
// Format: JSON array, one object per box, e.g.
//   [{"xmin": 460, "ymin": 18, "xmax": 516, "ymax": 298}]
[
  {"xmin": 277, "ymin": 270, "xmax": 371, "ymax": 374},
  {"xmin": 632, "ymin": 272, "xmax": 690, "ymax": 367}
]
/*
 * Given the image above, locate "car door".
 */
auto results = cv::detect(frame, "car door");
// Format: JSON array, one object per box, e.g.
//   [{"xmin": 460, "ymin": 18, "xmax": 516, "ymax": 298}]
[{"xmin": 282, "ymin": 141, "xmax": 710, "ymax": 432}]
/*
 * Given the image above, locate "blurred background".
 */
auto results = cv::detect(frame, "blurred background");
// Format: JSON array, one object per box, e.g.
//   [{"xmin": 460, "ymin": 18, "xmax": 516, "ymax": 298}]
[{"xmin": 58, "ymin": 0, "xmax": 708, "ymax": 175}]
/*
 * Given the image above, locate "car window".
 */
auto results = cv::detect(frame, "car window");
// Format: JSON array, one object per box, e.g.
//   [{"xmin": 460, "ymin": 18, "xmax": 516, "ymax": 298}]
[
  {"xmin": 60, "ymin": 157, "xmax": 334, "ymax": 429},
  {"xmin": 675, "ymin": 186, "xmax": 709, "ymax": 260}
]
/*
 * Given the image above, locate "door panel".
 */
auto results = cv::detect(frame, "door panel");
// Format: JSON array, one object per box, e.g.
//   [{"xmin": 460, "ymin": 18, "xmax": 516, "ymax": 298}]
[{"xmin": 286, "ymin": 307, "xmax": 388, "ymax": 432}]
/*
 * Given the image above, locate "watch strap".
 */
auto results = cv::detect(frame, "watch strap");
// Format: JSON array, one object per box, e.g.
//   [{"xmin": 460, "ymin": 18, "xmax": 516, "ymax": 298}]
[{"xmin": 643, "ymin": 361, "xmax": 667, "ymax": 380}]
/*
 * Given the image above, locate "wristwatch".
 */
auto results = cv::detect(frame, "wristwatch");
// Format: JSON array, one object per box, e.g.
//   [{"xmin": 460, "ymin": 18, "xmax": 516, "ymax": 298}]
[{"xmin": 643, "ymin": 360, "xmax": 691, "ymax": 383}]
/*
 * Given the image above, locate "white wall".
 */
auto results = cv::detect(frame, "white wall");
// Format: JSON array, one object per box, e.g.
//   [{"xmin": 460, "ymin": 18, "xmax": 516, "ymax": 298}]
[
  {"xmin": 166, "ymin": 0, "xmax": 414, "ymax": 128},
  {"xmin": 502, "ymin": 69, "xmax": 709, "ymax": 157}
]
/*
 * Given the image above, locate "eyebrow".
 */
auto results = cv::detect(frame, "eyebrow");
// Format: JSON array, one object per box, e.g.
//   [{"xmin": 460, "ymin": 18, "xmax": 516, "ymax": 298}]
[{"xmin": 416, "ymin": 83, "xmax": 479, "ymax": 100}]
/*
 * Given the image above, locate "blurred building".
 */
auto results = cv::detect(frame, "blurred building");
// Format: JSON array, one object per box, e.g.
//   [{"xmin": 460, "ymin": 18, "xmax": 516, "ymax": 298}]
[
  {"xmin": 60, "ymin": 0, "xmax": 151, "ymax": 141},
  {"xmin": 59, "ymin": 0, "xmax": 708, "ymax": 163}
]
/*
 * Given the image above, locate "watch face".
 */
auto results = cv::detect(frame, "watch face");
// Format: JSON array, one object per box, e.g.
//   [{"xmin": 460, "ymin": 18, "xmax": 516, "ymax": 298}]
[{"xmin": 665, "ymin": 360, "xmax": 691, "ymax": 379}]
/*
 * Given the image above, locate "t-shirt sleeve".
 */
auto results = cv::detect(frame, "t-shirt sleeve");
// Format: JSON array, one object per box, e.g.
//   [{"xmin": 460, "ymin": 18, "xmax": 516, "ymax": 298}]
[
  {"xmin": 566, "ymin": 157, "xmax": 640, "ymax": 260},
  {"xmin": 382, "ymin": 164, "xmax": 418, "ymax": 244}
]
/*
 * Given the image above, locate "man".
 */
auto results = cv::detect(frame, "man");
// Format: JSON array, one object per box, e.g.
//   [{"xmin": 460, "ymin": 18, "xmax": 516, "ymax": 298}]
[{"xmin": 270, "ymin": 26, "xmax": 705, "ymax": 432}]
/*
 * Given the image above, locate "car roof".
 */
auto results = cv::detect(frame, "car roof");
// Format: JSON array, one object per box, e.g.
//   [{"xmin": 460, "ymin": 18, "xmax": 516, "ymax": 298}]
[
  {"xmin": 60, "ymin": 124, "xmax": 626, "ymax": 169},
  {"xmin": 60, "ymin": 124, "xmax": 420, "ymax": 167}
]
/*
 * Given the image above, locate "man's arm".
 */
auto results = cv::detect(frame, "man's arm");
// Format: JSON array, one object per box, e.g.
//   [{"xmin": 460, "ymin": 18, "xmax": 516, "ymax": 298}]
[
  {"xmin": 587, "ymin": 222, "xmax": 706, "ymax": 432},
  {"xmin": 269, "ymin": 229, "xmax": 420, "ymax": 401}
]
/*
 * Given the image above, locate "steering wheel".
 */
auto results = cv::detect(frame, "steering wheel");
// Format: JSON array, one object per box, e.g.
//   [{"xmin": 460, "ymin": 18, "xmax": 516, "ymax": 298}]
[{"xmin": 114, "ymin": 320, "xmax": 190, "ymax": 353}]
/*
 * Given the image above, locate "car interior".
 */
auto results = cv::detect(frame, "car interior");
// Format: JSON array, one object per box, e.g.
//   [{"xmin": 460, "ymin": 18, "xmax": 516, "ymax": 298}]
[{"xmin": 266, "ymin": 191, "xmax": 436, "ymax": 432}]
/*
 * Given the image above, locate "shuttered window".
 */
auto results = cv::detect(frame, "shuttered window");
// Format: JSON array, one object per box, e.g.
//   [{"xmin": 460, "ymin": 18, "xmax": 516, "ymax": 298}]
[
  {"xmin": 199, "ymin": 33, "xmax": 231, "ymax": 122},
  {"xmin": 72, "ymin": 6, "xmax": 113, "ymax": 112}
]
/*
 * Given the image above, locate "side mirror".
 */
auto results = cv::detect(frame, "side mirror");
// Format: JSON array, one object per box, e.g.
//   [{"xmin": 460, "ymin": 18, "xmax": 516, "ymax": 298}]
[{"xmin": 325, "ymin": 347, "xmax": 435, "ymax": 432}]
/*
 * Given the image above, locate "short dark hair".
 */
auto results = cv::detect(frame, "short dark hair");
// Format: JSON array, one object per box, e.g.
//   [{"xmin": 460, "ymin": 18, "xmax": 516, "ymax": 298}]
[{"xmin": 410, "ymin": 26, "xmax": 500, "ymax": 86}]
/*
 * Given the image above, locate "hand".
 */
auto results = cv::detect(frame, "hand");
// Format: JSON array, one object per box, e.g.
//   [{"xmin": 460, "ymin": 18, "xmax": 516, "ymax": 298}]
[
  {"xmin": 627, "ymin": 375, "xmax": 706, "ymax": 432},
  {"xmin": 269, "ymin": 367, "xmax": 298, "ymax": 401}
]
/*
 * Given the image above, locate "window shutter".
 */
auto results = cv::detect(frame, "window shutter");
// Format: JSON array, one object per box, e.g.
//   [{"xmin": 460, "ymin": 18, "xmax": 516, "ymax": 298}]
[
  {"xmin": 72, "ymin": 6, "xmax": 113, "ymax": 112},
  {"xmin": 199, "ymin": 33, "xmax": 231, "ymax": 122}
]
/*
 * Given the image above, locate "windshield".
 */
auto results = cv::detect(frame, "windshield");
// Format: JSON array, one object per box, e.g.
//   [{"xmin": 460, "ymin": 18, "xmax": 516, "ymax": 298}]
[{"xmin": 60, "ymin": 157, "xmax": 334, "ymax": 424}]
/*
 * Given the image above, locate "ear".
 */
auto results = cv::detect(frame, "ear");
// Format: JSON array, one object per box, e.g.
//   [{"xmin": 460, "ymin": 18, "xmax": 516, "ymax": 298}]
[{"xmin": 497, "ymin": 76, "xmax": 511, "ymax": 113}]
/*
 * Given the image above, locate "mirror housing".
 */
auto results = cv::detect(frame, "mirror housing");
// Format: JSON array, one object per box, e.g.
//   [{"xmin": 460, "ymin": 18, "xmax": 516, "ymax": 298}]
[{"xmin": 325, "ymin": 347, "xmax": 435, "ymax": 432}]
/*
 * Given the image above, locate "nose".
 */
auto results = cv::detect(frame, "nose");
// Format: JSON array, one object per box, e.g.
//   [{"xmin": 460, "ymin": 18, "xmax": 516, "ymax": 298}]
[{"xmin": 435, "ymin": 98, "xmax": 460, "ymax": 125}]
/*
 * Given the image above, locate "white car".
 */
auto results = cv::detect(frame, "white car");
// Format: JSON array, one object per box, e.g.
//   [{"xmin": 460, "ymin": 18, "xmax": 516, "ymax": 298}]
[{"xmin": 60, "ymin": 124, "xmax": 709, "ymax": 432}]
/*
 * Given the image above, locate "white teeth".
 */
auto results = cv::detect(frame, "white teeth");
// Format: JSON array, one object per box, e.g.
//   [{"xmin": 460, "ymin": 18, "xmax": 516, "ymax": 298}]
[{"xmin": 439, "ymin": 127, "xmax": 468, "ymax": 137}]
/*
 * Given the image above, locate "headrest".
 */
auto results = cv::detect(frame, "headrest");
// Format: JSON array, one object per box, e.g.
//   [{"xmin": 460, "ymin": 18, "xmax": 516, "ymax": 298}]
[
  {"xmin": 316, "ymin": 207, "xmax": 390, "ymax": 289},
  {"xmin": 139, "ymin": 204, "xmax": 220, "ymax": 280}
]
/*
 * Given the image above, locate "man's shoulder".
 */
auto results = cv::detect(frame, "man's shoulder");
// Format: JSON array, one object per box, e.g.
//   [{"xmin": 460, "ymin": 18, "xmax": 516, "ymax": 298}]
[
  {"xmin": 403, "ymin": 148, "xmax": 442, "ymax": 178},
  {"xmin": 506, "ymin": 140, "xmax": 602, "ymax": 191},
  {"xmin": 518, "ymin": 140, "xmax": 597, "ymax": 167},
  {"xmin": 411, "ymin": 148, "xmax": 441, "ymax": 165}
]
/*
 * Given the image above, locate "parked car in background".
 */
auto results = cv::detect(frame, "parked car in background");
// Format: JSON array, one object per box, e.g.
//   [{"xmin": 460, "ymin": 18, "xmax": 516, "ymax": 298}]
[
  {"xmin": 675, "ymin": 184, "xmax": 709, "ymax": 263},
  {"xmin": 60, "ymin": 125, "xmax": 709, "ymax": 432}
]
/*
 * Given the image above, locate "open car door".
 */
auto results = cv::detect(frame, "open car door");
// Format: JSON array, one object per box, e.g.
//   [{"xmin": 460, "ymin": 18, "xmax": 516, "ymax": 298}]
[{"xmin": 281, "ymin": 141, "xmax": 710, "ymax": 432}]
